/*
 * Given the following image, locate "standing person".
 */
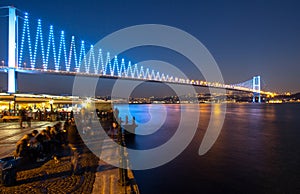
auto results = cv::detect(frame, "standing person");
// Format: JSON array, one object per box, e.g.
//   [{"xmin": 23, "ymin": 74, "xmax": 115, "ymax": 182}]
[
  {"xmin": 108, "ymin": 122, "xmax": 119, "ymax": 140},
  {"xmin": 67, "ymin": 124, "xmax": 84, "ymax": 175},
  {"xmin": 79, "ymin": 108, "xmax": 91, "ymax": 134},
  {"xmin": 114, "ymin": 107, "xmax": 119, "ymax": 121},
  {"xmin": 19, "ymin": 108, "xmax": 26, "ymax": 128},
  {"xmin": 70, "ymin": 110, "xmax": 74, "ymax": 119},
  {"xmin": 26, "ymin": 108, "xmax": 32, "ymax": 128}
]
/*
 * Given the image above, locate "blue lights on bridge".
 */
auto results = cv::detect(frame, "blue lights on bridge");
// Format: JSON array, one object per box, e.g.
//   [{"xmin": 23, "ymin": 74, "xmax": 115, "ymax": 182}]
[
  {"xmin": 1, "ymin": 6, "xmax": 273, "ymax": 98},
  {"xmin": 16, "ymin": 12, "xmax": 180, "ymax": 81}
]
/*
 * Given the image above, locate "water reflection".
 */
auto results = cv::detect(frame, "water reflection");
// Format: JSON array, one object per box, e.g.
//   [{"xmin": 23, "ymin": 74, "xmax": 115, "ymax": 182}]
[
  {"xmin": 199, "ymin": 103, "xmax": 226, "ymax": 155},
  {"xmin": 116, "ymin": 104, "xmax": 168, "ymax": 135},
  {"xmin": 127, "ymin": 103, "xmax": 300, "ymax": 193}
]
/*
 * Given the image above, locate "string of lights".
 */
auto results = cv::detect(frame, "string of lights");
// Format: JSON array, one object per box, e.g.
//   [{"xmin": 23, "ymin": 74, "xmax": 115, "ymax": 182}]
[
  {"xmin": 17, "ymin": 11, "xmax": 176, "ymax": 81},
  {"xmin": 15, "ymin": 10, "xmax": 266, "ymax": 94}
]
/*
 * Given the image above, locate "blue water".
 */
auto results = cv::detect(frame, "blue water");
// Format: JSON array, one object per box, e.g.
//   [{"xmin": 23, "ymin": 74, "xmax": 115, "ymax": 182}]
[{"xmin": 115, "ymin": 103, "xmax": 300, "ymax": 194}]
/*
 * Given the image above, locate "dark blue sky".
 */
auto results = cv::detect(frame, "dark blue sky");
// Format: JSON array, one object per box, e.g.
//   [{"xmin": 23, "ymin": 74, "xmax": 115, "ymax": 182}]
[{"xmin": 1, "ymin": 0, "xmax": 300, "ymax": 95}]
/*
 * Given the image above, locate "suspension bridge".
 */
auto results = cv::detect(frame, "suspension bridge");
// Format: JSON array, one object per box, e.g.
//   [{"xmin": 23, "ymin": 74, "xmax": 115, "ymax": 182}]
[{"xmin": 0, "ymin": 6, "xmax": 275, "ymax": 102}]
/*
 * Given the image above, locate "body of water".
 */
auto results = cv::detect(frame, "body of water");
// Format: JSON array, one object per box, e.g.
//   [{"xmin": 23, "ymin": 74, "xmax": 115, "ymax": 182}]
[{"xmin": 115, "ymin": 103, "xmax": 300, "ymax": 194}]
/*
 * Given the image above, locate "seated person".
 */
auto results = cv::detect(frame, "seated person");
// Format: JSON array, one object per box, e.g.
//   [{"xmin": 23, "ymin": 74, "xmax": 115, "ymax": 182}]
[
  {"xmin": 14, "ymin": 130, "xmax": 39, "ymax": 160},
  {"xmin": 35, "ymin": 129, "xmax": 51, "ymax": 157},
  {"xmin": 14, "ymin": 139, "xmax": 29, "ymax": 158}
]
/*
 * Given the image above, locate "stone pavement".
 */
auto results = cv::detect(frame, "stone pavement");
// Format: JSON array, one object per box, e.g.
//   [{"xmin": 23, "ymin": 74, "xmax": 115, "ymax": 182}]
[
  {"xmin": 0, "ymin": 147, "xmax": 99, "ymax": 193},
  {"xmin": 89, "ymin": 132, "xmax": 139, "ymax": 194},
  {"xmin": 92, "ymin": 160, "xmax": 139, "ymax": 194},
  {"xmin": 0, "ymin": 121, "xmax": 139, "ymax": 194}
]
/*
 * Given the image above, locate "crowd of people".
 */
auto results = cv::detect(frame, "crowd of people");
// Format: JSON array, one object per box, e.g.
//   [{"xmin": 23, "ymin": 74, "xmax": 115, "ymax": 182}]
[
  {"xmin": 0, "ymin": 108, "xmax": 75, "ymax": 125},
  {"xmin": 14, "ymin": 122, "xmax": 67, "ymax": 163},
  {"xmin": 12, "ymin": 107, "xmax": 127, "ymax": 175},
  {"xmin": 13, "ymin": 107, "xmax": 94, "ymax": 174}
]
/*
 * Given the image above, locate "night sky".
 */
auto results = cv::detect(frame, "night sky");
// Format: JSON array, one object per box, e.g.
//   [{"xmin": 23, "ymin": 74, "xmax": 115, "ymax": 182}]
[{"xmin": 0, "ymin": 0, "xmax": 300, "ymax": 95}]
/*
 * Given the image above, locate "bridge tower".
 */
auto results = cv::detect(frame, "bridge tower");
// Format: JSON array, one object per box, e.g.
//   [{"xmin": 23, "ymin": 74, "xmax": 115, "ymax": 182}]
[
  {"xmin": 252, "ymin": 76, "xmax": 261, "ymax": 103},
  {"xmin": 7, "ymin": 6, "xmax": 18, "ymax": 93}
]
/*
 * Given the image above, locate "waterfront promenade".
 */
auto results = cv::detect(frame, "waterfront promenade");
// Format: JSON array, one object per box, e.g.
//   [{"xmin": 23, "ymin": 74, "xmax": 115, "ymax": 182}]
[{"xmin": 0, "ymin": 121, "xmax": 139, "ymax": 193}]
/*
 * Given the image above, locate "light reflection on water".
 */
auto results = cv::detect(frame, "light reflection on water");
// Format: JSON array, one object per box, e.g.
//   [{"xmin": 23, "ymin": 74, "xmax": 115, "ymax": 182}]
[
  {"xmin": 116, "ymin": 103, "xmax": 300, "ymax": 194},
  {"xmin": 116, "ymin": 104, "xmax": 168, "ymax": 135}
]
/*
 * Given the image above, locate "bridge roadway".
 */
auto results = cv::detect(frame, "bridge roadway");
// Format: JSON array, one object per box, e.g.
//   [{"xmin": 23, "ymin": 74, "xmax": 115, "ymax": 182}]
[
  {"xmin": 0, "ymin": 121, "xmax": 139, "ymax": 193},
  {"xmin": 0, "ymin": 66, "xmax": 260, "ymax": 94}
]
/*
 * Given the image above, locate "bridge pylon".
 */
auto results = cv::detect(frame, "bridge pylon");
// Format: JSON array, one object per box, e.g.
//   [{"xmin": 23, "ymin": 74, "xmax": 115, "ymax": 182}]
[
  {"xmin": 252, "ymin": 76, "xmax": 261, "ymax": 103},
  {"xmin": 7, "ymin": 6, "xmax": 18, "ymax": 93}
]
